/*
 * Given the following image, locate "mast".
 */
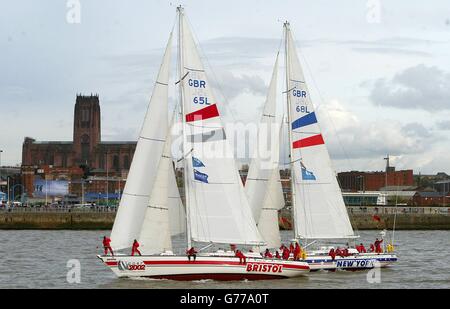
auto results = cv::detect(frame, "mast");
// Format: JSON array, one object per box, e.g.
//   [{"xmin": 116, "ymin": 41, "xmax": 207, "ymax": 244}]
[
  {"xmin": 284, "ymin": 21, "xmax": 299, "ymax": 240},
  {"xmin": 177, "ymin": 6, "xmax": 192, "ymax": 249}
]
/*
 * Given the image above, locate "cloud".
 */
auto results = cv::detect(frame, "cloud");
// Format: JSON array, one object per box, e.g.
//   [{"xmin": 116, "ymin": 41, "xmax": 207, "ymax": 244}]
[
  {"xmin": 436, "ymin": 120, "xmax": 450, "ymax": 130},
  {"xmin": 211, "ymin": 70, "xmax": 268, "ymax": 100},
  {"xmin": 368, "ymin": 64, "xmax": 450, "ymax": 110},
  {"xmin": 352, "ymin": 47, "xmax": 431, "ymax": 57},
  {"xmin": 315, "ymin": 100, "xmax": 437, "ymax": 161}
]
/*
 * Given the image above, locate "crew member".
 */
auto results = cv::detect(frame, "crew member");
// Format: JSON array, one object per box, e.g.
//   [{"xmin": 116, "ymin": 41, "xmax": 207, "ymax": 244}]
[
  {"xmin": 374, "ymin": 238, "xmax": 383, "ymax": 254},
  {"xmin": 275, "ymin": 251, "xmax": 281, "ymax": 259},
  {"xmin": 342, "ymin": 247, "xmax": 349, "ymax": 257},
  {"xmin": 102, "ymin": 236, "xmax": 114, "ymax": 256},
  {"xmin": 282, "ymin": 246, "xmax": 290, "ymax": 260},
  {"xmin": 186, "ymin": 247, "xmax": 197, "ymax": 261},
  {"xmin": 335, "ymin": 247, "xmax": 342, "ymax": 257},
  {"xmin": 235, "ymin": 250, "xmax": 246, "ymax": 264},
  {"xmin": 131, "ymin": 239, "xmax": 142, "ymax": 256},
  {"xmin": 264, "ymin": 249, "xmax": 273, "ymax": 258},
  {"xmin": 369, "ymin": 243, "xmax": 375, "ymax": 252},
  {"xmin": 359, "ymin": 243, "xmax": 367, "ymax": 253},
  {"xmin": 290, "ymin": 243, "xmax": 295, "ymax": 254},
  {"xmin": 294, "ymin": 243, "xmax": 302, "ymax": 260},
  {"xmin": 328, "ymin": 248, "xmax": 336, "ymax": 261}
]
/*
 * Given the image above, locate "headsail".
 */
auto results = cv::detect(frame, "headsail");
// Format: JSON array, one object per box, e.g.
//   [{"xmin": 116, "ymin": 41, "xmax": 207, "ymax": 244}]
[
  {"xmin": 168, "ymin": 163, "xmax": 186, "ymax": 236},
  {"xmin": 284, "ymin": 22, "xmax": 355, "ymax": 239},
  {"xmin": 138, "ymin": 117, "xmax": 178, "ymax": 254},
  {"xmin": 245, "ymin": 55, "xmax": 284, "ymax": 248},
  {"xmin": 110, "ymin": 33, "xmax": 172, "ymax": 250},
  {"xmin": 179, "ymin": 8, "xmax": 264, "ymax": 245}
]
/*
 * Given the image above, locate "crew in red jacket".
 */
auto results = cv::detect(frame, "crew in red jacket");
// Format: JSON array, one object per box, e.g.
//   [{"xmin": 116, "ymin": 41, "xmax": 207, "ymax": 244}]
[
  {"xmin": 282, "ymin": 246, "xmax": 290, "ymax": 260},
  {"xmin": 275, "ymin": 251, "xmax": 281, "ymax": 259},
  {"xmin": 369, "ymin": 243, "xmax": 375, "ymax": 252},
  {"xmin": 102, "ymin": 236, "xmax": 114, "ymax": 256},
  {"xmin": 374, "ymin": 238, "xmax": 383, "ymax": 254},
  {"xmin": 359, "ymin": 243, "xmax": 367, "ymax": 253},
  {"xmin": 186, "ymin": 247, "xmax": 197, "ymax": 261},
  {"xmin": 235, "ymin": 250, "xmax": 246, "ymax": 264},
  {"xmin": 294, "ymin": 243, "xmax": 301, "ymax": 260},
  {"xmin": 131, "ymin": 239, "xmax": 142, "ymax": 256},
  {"xmin": 264, "ymin": 249, "xmax": 273, "ymax": 258},
  {"xmin": 328, "ymin": 248, "xmax": 336, "ymax": 261},
  {"xmin": 289, "ymin": 243, "xmax": 295, "ymax": 254}
]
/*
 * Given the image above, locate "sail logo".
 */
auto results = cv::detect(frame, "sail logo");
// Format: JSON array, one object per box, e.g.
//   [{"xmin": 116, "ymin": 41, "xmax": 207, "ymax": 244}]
[
  {"xmin": 194, "ymin": 169, "xmax": 209, "ymax": 183},
  {"xmin": 300, "ymin": 162, "xmax": 316, "ymax": 181},
  {"xmin": 192, "ymin": 156, "xmax": 209, "ymax": 183},
  {"xmin": 246, "ymin": 263, "xmax": 283, "ymax": 273},
  {"xmin": 192, "ymin": 156, "xmax": 205, "ymax": 167},
  {"xmin": 118, "ymin": 261, "xmax": 146, "ymax": 271}
]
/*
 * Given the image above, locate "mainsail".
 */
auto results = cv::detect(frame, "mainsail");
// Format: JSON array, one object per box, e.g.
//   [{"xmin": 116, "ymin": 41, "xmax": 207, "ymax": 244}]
[
  {"xmin": 178, "ymin": 8, "xmax": 264, "ymax": 245},
  {"xmin": 245, "ymin": 55, "xmax": 284, "ymax": 248},
  {"xmin": 284, "ymin": 22, "xmax": 355, "ymax": 239},
  {"xmin": 110, "ymin": 33, "xmax": 172, "ymax": 250}
]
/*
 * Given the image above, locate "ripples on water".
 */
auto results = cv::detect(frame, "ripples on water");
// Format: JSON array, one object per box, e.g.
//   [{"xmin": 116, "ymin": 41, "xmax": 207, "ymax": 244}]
[{"xmin": 0, "ymin": 230, "xmax": 449, "ymax": 289}]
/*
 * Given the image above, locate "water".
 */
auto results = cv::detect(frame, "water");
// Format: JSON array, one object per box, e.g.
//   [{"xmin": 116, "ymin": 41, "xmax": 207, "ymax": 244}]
[{"xmin": 0, "ymin": 230, "xmax": 449, "ymax": 289}]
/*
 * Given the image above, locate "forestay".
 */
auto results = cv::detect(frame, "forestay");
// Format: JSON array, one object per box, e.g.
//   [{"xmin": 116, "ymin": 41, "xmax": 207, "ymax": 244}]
[
  {"xmin": 285, "ymin": 23, "xmax": 355, "ymax": 239},
  {"xmin": 179, "ymin": 9, "xmax": 264, "ymax": 245},
  {"xmin": 110, "ymin": 33, "xmax": 172, "ymax": 250}
]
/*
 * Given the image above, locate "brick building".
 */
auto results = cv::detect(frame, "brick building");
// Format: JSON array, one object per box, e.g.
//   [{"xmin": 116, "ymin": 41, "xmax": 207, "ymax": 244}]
[
  {"xmin": 411, "ymin": 191, "xmax": 449, "ymax": 206},
  {"xmin": 21, "ymin": 94, "xmax": 137, "ymax": 199},
  {"xmin": 338, "ymin": 168, "xmax": 414, "ymax": 192}
]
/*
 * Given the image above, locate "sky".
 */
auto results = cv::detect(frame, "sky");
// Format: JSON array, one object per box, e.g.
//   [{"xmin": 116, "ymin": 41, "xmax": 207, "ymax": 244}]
[{"xmin": 1, "ymin": 0, "xmax": 449, "ymax": 174}]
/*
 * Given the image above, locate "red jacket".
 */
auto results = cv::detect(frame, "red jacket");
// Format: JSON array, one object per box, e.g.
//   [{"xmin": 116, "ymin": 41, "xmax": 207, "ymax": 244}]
[
  {"xmin": 187, "ymin": 247, "xmax": 197, "ymax": 255},
  {"xmin": 132, "ymin": 241, "xmax": 140, "ymax": 249},
  {"xmin": 103, "ymin": 237, "xmax": 111, "ymax": 247},
  {"xmin": 264, "ymin": 250, "xmax": 273, "ymax": 258},
  {"xmin": 282, "ymin": 248, "xmax": 290, "ymax": 260}
]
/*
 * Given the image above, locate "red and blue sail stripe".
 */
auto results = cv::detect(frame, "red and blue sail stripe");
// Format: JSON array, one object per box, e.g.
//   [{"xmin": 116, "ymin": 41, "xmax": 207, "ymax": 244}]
[
  {"xmin": 292, "ymin": 134, "xmax": 324, "ymax": 149},
  {"xmin": 186, "ymin": 104, "xmax": 219, "ymax": 122},
  {"xmin": 292, "ymin": 112, "xmax": 317, "ymax": 130}
]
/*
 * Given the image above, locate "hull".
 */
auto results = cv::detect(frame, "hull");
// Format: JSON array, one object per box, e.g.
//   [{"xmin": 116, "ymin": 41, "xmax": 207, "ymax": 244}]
[
  {"xmin": 306, "ymin": 253, "xmax": 398, "ymax": 271},
  {"xmin": 98, "ymin": 254, "xmax": 309, "ymax": 280}
]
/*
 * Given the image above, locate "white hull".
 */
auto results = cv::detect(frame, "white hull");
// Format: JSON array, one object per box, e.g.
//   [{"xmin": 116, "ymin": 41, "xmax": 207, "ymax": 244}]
[
  {"xmin": 98, "ymin": 253, "xmax": 309, "ymax": 280},
  {"xmin": 306, "ymin": 253, "xmax": 398, "ymax": 271}
]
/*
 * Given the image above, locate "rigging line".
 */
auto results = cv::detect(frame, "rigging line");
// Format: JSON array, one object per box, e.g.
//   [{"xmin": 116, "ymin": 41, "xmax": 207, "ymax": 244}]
[
  {"xmin": 183, "ymin": 14, "xmax": 239, "ymax": 125},
  {"xmin": 292, "ymin": 31, "xmax": 354, "ymax": 173},
  {"xmin": 187, "ymin": 123, "xmax": 223, "ymax": 129},
  {"xmin": 176, "ymin": 148, "xmax": 194, "ymax": 163},
  {"xmin": 282, "ymin": 86, "xmax": 296, "ymax": 94},
  {"xmin": 175, "ymin": 71, "xmax": 189, "ymax": 85}
]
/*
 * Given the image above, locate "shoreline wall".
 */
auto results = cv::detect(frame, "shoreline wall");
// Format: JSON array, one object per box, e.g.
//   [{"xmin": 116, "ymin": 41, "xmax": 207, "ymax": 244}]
[{"xmin": 0, "ymin": 210, "xmax": 450, "ymax": 230}]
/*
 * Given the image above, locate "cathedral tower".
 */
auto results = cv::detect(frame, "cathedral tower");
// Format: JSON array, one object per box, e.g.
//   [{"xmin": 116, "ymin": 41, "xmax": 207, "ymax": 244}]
[{"xmin": 73, "ymin": 94, "xmax": 101, "ymax": 166}]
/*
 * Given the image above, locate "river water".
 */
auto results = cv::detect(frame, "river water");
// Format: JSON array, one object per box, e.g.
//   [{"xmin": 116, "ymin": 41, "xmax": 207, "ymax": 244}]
[{"xmin": 0, "ymin": 230, "xmax": 449, "ymax": 289}]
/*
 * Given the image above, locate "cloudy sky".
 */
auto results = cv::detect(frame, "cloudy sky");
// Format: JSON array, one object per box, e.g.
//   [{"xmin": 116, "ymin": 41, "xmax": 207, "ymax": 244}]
[{"xmin": 1, "ymin": 0, "xmax": 449, "ymax": 174}]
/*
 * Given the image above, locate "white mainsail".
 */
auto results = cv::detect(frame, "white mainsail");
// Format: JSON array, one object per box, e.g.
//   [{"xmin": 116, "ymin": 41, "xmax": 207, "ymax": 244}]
[
  {"xmin": 110, "ymin": 33, "xmax": 172, "ymax": 250},
  {"xmin": 284, "ymin": 22, "xmax": 355, "ymax": 239},
  {"xmin": 245, "ymin": 55, "xmax": 284, "ymax": 248},
  {"xmin": 179, "ymin": 8, "xmax": 264, "ymax": 245}
]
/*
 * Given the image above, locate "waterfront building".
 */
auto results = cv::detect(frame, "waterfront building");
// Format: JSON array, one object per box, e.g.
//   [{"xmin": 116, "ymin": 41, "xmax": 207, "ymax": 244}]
[{"xmin": 21, "ymin": 94, "xmax": 137, "ymax": 200}]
